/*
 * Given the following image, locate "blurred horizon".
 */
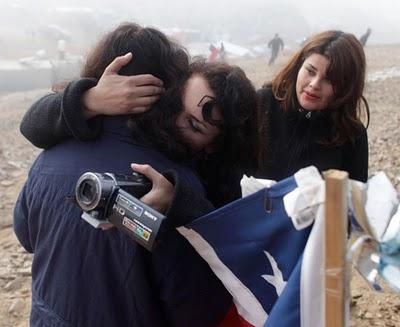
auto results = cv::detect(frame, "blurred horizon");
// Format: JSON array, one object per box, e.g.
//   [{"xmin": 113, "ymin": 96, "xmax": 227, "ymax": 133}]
[
  {"xmin": 1, "ymin": 0, "xmax": 399, "ymax": 59},
  {"xmin": 2, "ymin": 0, "xmax": 399, "ymax": 91}
]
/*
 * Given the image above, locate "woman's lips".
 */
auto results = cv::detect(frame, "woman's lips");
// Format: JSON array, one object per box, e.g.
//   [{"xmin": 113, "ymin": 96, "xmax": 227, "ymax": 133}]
[{"xmin": 303, "ymin": 91, "xmax": 319, "ymax": 100}]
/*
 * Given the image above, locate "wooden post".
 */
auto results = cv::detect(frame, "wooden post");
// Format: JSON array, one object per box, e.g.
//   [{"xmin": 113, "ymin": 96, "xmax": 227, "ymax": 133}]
[{"xmin": 323, "ymin": 170, "xmax": 348, "ymax": 327}]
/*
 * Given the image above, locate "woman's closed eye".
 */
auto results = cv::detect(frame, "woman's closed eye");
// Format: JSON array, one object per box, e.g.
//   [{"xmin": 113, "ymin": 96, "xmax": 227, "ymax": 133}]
[
  {"xmin": 306, "ymin": 67, "xmax": 316, "ymax": 76},
  {"xmin": 188, "ymin": 117, "xmax": 204, "ymax": 134}
]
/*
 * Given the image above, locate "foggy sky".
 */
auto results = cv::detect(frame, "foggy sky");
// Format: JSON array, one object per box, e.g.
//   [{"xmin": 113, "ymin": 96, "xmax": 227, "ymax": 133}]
[{"xmin": 2, "ymin": 0, "xmax": 400, "ymax": 45}]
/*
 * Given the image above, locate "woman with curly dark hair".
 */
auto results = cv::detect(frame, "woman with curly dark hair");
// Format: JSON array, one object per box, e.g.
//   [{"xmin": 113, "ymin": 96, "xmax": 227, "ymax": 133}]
[
  {"xmin": 129, "ymin": 59, "xmax": 262, "ymax": 207},
  {"xmin": 20, "ymin": 24, "xmax": 263, "ymax": 208}
]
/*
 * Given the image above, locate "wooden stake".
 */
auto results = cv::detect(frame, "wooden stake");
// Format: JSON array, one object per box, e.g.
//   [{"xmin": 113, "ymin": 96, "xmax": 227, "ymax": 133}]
[{"xmin": 323, "ymin": 170, "xmax": 348, "ymax": 327}]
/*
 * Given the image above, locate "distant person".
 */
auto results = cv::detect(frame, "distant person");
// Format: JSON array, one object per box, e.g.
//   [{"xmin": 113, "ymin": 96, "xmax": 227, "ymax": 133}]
[
  {"xmin": 219, "ymin": 42, "xmax": 226, "ymax": 62},
  {"xmin": 268, "ymin": 33, "xmax": 284, "ymax": 65},
  {"xmin": 208, "ymin": 43, "xmax": 220, "ymax": 62},
  {"xmin": 359, "ymin": 28, "xmax": 372, "ymax": 47},
  {"xmin": 57, "ymin": 39, "xmax": 66, "ymax": 60}
]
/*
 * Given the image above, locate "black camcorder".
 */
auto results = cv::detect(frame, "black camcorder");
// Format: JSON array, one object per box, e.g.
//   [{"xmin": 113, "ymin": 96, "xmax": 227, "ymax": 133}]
[{"xmin": 75, "ymin": 172, "xmax": 166, "ymax": 251}]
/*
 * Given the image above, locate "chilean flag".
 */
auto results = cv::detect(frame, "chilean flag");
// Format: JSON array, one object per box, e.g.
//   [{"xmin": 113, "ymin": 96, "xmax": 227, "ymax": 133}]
[{"xmin": 178, "ymin": 166, "xmax": 325, "ymax": 327}]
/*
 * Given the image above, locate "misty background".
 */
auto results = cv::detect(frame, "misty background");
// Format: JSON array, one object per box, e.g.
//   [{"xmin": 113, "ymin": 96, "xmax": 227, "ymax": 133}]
[
  {"xmin": 1, "ymin": 0, "xmax": 399, "ymax": 91},
  {"xmin": 1, "ymin": 0, "xmax": 400, "ymax": 57}
]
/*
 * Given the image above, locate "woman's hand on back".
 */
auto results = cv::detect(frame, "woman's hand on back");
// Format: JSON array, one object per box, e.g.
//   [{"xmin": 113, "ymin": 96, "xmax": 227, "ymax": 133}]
[
  {"xmin": 131, "ymin": 163, "xmax": 174, "ymax": 214},
  {"xmin": 82, "ymin": 52, "xmax": 165, "ymax": 119}
]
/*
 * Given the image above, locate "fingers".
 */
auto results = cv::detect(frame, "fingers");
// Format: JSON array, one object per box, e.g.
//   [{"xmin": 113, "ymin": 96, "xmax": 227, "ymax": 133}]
[
  {"xmin": 94, "ymin": 54, "xmax": 164, "ymax": 116},
  {"xmin": 130, "ymin": 163, "xmax": 174, "ymax": 214},
  {"xmin": 103, "ymin": 52, "xmax": 133, "ymax": 75},
  {"xmin": 128, "ymin": 95, "xmax": 161, "ymax": 110},
  {"xmin": 131, "ymin": 74, "xmax": 164, "ymax": 87},
  {"xmin": 129, "ymin": 84, "xmax": 164, "ymax": 97},
  {"xmin": 125, "ymin": 83, "xmax": 164, "ymax": 111},
  {"xmin": 131, "ymin": 163, "xmax": 161, "ymax": 183},
  {"xmin": 128, "ymin": 106, "xmax": 149, "ymax": 114},
  {"xmin": 103, "ymin": 53, "xmax": 163, "ymax": 87}
]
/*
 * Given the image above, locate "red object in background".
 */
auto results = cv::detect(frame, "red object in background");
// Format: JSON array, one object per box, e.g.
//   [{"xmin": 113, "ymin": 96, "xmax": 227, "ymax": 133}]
[{"xmin": 208, "ymin": 46, "xmax": 220, "ymax": 62}]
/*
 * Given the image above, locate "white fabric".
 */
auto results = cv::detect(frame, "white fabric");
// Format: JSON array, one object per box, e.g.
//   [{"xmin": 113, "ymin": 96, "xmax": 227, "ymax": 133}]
[
  {"xmin": 301, "ymin": 204, "xmax": 325, "ymax": 327},
  {"xmin": 365, "ymin": 172, "xmax": 399, "ymax": 240},
  {"xmin": 284, "ymin": 166, "xmax": 325, "ymax": 230},
  {"xmin": 240, "ymin": 175, "xmax": 276, "ymax": 197},
  {"xmin": 177, "ymin": 226, "xmax": 268, "ymax": 327}
]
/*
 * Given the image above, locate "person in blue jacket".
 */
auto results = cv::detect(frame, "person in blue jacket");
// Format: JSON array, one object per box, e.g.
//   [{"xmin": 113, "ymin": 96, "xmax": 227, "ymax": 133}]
[
  {"xmin": 13, "ymin": 22, "xmax": 262, "ymax": 327},
  {"xmin": 19, "ymin": 50, "xmax": 262, "ymax": 210}
]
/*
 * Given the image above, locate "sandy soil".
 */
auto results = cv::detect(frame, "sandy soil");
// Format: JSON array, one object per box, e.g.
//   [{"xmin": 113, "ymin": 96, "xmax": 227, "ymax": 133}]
[{"xmin": 0, "ymin": 44, "xmax": 399, "ymax": 326}]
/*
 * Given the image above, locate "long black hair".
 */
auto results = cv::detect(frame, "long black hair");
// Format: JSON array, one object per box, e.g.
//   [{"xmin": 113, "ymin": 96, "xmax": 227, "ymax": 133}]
[
  {"xmin": 189, "ymin": 60, "xmax": 264, "ymax": 206},
  {"xmin": 132, "ymin": 59, "xmax": 264, "ymax": 172}
]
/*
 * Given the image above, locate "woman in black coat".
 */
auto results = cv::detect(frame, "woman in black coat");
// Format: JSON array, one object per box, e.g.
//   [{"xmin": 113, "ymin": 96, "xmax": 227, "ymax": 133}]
[{"xmin": 257, "ymin": 30, "xmax": 369, "ymax": 182}]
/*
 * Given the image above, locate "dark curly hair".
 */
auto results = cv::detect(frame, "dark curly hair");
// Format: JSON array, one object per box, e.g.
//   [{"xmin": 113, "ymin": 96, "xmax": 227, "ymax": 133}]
[
  {"xmin": 190, "ymin": 60, "xmax": 265, "ymax": 205},
  {"xmin": 81, "ymin": 24, "xmax": 264, "ymax": 205},
  {"xmin": 132, "ymin": 59, "xmax": 264, "ymax": 206},
  {"xmin": 130, "ymin": 58, "xmax": 264, "ymax": 173},
  {"xmin": 188, "ymin": 60, "xmax": 263, "ymax": 174}
]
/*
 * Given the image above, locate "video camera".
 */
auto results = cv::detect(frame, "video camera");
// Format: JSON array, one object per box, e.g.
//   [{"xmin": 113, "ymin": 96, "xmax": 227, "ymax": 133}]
[{"xmin": 75, "ymin": 172, "xmax": 166, "ymax": 251}]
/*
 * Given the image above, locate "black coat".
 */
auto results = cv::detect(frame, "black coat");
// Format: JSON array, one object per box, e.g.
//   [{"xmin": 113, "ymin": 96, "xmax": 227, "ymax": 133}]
[{"xmin": 256, "ymin": 87, "xmax": 369, "ymax": 182}]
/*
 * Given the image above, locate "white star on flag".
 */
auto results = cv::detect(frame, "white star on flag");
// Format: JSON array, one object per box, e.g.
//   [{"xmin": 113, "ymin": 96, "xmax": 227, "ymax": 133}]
[{"xmin": 262, "ymin": 250, "xmax": 287, "ymax": 296}]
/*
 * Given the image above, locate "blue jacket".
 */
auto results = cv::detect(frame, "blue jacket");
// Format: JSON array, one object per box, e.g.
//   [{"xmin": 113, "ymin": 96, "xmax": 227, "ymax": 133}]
[{"xmin": 13, "ymin": 116, "xmax": 231, "ymax": 327}]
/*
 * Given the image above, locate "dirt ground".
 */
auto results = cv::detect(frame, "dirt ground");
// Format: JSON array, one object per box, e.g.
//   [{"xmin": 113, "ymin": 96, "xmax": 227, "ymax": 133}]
[{"xmin": 0, "ymin": 45, "xmax": 399, "ymax": 326}]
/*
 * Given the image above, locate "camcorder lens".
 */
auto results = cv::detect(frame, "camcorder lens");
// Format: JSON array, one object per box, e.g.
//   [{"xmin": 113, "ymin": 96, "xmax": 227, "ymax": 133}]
[
  {"xmin": 75, "ymin": 172, "xmax": 104, "ymax": 211},
  {"xmin": 79, "ymin": 180, "xmax": 96, "ymax": 205}
]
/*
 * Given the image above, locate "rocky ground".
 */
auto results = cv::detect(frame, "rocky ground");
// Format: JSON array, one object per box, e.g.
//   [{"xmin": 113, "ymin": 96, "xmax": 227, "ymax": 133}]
[{"xmin": 0, "ymin": 44, "xmax": 399, "ymax": 326}]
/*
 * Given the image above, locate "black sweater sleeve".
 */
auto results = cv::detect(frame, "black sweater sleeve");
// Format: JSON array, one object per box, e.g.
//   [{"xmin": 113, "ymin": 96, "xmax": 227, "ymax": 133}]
[
  {"xmin": 162, "ymin": 170, "xmax": 215, "ymax": 227},
  {"xmin": 343, "ymin": 126, "xmax": 369, "ymax": 182},
  {"xmin": 20, "ymin": 79, "xmax": 103, "ymax": 149}
]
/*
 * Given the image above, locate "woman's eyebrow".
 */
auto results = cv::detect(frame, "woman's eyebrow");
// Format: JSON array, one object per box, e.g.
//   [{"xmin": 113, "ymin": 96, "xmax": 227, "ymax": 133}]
[
  {"xmin": 197, "ymin": 95, "xmax": 215, "ymax": 107},
  {"xmin": 307, "ymin": 63, "xmax": 317, "ymax": 71}
]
